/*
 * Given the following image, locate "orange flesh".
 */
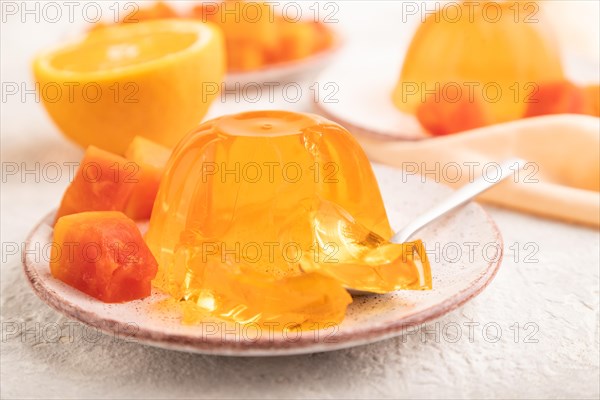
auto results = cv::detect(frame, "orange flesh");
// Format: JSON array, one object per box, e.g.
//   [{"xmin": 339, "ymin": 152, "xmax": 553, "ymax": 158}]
[{"xmin": 50, "ymin": 31, "xmax": 198, "ymax": 73}]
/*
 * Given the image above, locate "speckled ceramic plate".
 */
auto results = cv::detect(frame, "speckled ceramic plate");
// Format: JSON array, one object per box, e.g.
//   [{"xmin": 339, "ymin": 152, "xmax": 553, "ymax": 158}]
[{"xmin": 23, "ymin": 164, "xmax": 502, "ymax": 356}]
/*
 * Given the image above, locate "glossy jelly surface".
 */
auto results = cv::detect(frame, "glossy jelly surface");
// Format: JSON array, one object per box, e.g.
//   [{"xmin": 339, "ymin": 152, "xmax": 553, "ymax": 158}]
[
  {"xmin": 146, "ymin": 111, "xmax": 431, "ymax": 327},
  {"xmin": 393, "ymin": 1, "xmax": 564, "ymax": 125}
]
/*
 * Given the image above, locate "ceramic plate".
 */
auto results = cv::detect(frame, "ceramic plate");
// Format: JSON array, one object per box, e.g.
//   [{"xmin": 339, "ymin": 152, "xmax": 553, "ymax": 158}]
[
  {"xmin": 314, "ymin": 52, "xmax": 429, "ymax": 141},
  {"xmin": 315, "ymin": 49, "xmax": 600, "ymax": 141},
  {"xmin": 23, "ymin": 164, "xmax": 502, "ymax": 356}
]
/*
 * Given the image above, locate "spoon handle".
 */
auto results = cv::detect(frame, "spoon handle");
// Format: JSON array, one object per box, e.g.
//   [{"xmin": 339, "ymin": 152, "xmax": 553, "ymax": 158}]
[{"xmin": 390, "ymin": 158, "xmax": 526, "ymax": 244}]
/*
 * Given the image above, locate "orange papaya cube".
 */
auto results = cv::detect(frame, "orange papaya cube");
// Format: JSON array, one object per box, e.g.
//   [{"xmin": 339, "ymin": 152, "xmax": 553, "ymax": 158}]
[
  {"xmin": 122, "ymin": 1, "xmax": 178, "ymax": 23},
  {"xmin": 277, "ymin": 19, "xmax": 319, "ymax": 62},
  {"xmin": 416, "ymin": 89, "xmax": 491, "ymax": 136},
  {"xmin": 583, "ymin": 84, "xmax": 600, "ymax": 117},
  {"xmin": 50, "ymin": 211, "xmax": 158, "ymax": 303},
  {"xmin": 524, "ymin": 81, "xmax": 586, "ymax": 118},
  {"xmin": 189, "ymin": 3, "xmax": 219, "ymax": 23},
  {"xmin": 55, "ymin": 146, "xmax": 136, "ymax": 223},
  {"xmin": 123, "ymin": 136, "xmax": 171, "ymax": 220},
  {"xmin": 226, "ymin": 42, "xmax": 265, "ymax": 71},
  {"xmin": 192, "ymin": 1, "xmax": 278, "ymax": 50}
]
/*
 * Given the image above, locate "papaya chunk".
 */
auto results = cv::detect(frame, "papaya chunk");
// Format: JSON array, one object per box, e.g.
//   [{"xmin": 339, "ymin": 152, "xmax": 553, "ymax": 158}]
[
  {"xmin": 583, "ymin": 84, "xmax": 599, "ymax": 117},
  {"xmin": 50, "ymin": 211, "xmax": 158, "ymax": 303},
  {"xmin": 524, "ymin": 81, "xmax": 586, "ymax": 118},
  {"xmin": 55, "ymin": 146, "xmax": 136, "ymax": 223},
  {"xmin": 123, "ymin": 136, "xmax": 171, "ymax": 220},
  {"xmin": 416, "ymin": 90, "xmax": 491, "ymax": 136},
  {"xmin": 56, "ymin": 138, "xmax": 171, "ymax": 223}
]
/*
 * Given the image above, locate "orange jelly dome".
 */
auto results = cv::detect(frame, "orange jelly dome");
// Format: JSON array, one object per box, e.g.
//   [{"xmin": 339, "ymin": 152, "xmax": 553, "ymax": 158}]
[
  {"xmin": 145, "ymin": 111, "xmax": 431, "ymax": 327},
  {"xmin": 393, "ymin": 1, "xmax": 564, "ymax": 124}
]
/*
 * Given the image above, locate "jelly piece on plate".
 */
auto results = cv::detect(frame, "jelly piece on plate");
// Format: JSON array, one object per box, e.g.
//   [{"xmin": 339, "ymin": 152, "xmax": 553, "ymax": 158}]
[
  {"xmin": 51, "ymin": 211, "xmax": 158, "ymax": 303},
  {"xmin": 176, "ymin": 254, "xmax": 352, "ymax": 329},
  {"xmin": 300, "ymin": 199, "xmax": 431, "ymax": 294},
  {"xmin": 145, "ymin": 111, "xmax": 431, "ymax": 324}
]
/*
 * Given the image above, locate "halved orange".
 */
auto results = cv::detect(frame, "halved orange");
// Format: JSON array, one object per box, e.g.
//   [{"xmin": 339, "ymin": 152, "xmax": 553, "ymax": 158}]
[{"xmin": 33, "ymin": 20, "xmax": 225, "ymax": 153}]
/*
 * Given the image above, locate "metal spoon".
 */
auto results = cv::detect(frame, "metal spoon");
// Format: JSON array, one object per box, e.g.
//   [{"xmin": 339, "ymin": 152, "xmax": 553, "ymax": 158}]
[
  {"xmin": 349, "ymin": 158, "xmax": 526, "ymax": 295},
  {"xmin": 390, "ymin": 158, "xmax": 526, "ymax": 243}
]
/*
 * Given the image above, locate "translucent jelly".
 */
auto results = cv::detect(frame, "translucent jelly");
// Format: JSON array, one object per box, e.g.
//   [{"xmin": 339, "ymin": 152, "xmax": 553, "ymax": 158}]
[
  {"xmin": 146, "ymin": 111, "xmax": 431, "ymax": 327},
  {"xmin": 393, "ymin": 1, "xmax": 564, "ymax": 125}
]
